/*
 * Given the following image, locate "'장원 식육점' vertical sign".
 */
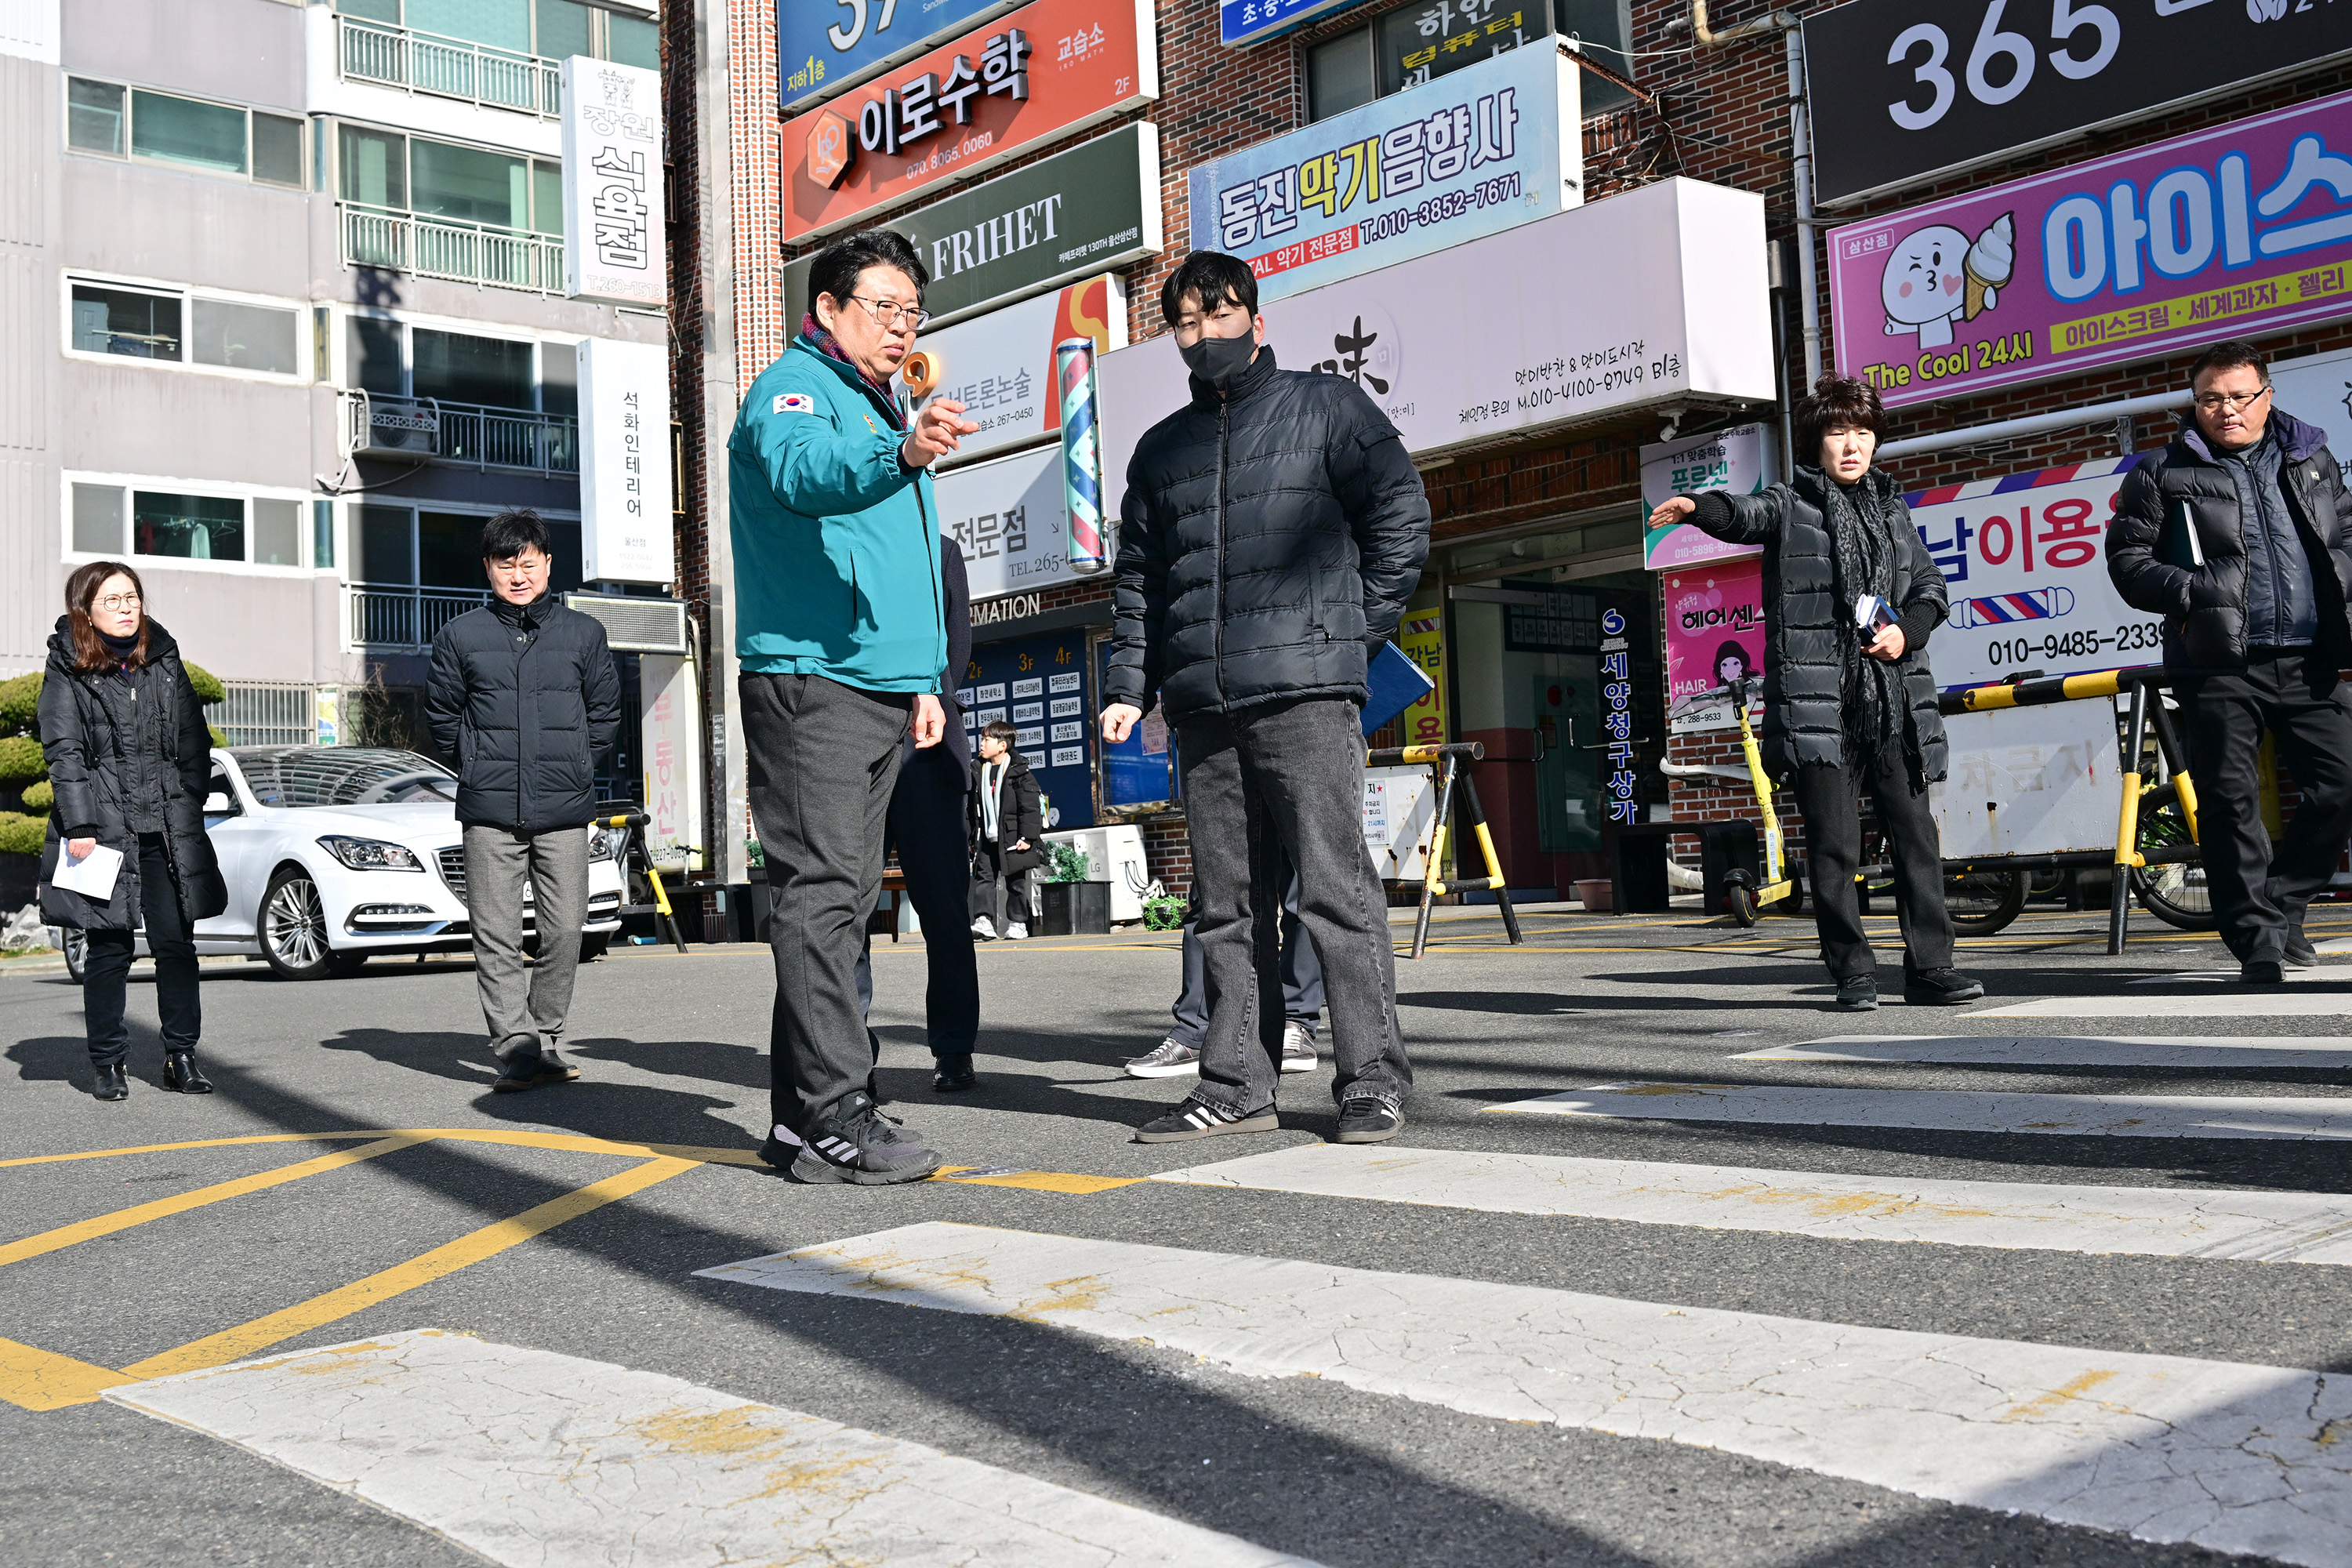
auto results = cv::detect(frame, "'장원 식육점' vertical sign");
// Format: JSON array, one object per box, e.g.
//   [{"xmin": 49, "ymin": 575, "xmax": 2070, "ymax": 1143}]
[{"xmin": 561, "ymin": 57, "xmax": 666, "ymax": 307}]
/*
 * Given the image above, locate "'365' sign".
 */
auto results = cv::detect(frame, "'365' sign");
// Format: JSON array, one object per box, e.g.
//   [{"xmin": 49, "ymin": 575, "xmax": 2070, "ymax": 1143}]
[{"xmin": 1803, "ymin": 0, "xmax": 2352, "ymax": 206}]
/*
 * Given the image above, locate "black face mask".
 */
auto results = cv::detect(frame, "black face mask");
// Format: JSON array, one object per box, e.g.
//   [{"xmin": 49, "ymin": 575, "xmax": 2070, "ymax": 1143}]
[{"xmin": 1180, "ymin": 331, "xmax": 1257, "ymax": 392}]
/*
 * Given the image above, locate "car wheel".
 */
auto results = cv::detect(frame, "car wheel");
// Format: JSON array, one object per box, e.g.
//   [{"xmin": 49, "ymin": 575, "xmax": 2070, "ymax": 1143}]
[
  {"xmin": 61, "ymin": 928, "xmax": 85, "ymax": 984},
  {"xmin": 260, "ymin": 868, "xmax": 336, "ymax": 980}
]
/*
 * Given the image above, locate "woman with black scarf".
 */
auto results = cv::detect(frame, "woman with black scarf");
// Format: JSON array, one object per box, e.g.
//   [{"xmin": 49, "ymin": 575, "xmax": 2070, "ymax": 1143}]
[
  {"xmin": 38, "ymin": 561, "xmax": 227, "ymax": 1098},
  {"xmin": 1648, "ymin": 377, "xmax": 1982, "ymax": 1011}
]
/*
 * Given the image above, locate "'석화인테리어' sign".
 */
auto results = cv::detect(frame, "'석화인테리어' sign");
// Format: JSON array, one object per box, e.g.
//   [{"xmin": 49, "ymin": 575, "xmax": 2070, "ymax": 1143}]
[
  {"xmin": 1831, "ymin": 88, "xmax": 2352, "ymax": 409},
  {"xmin": 1187, "ymin": 38, "xmax": 1579, "ymax": 305},
  {"xmin": 777, "ymin": 0, "xmax": 1156, "ymax": 243},
  {"xmin": 781, "ymin": 122, "xmax": 1162, "ymax": 332}
]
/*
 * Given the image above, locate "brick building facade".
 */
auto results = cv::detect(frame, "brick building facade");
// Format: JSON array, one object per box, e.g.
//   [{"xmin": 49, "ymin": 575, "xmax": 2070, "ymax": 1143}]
[{"xmin": 665, "ymin": 0, "xmax": 2352, "ymax": 912}]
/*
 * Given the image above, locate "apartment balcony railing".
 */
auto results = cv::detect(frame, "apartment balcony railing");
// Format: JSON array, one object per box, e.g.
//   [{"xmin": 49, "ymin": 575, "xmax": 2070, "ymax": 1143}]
[
  {"xmin": 336, "ymin": 14, "xmax": 561, "ymax": 118},
  {"xmin": 340, "ymin": 390, "xmax": 578, "ymax": 475},
  {"xmin": 348, "ymin": 583, "xmax": 492, "ymax": 650},
  {"xmin": 340, "ymin": 204, "xmax": 564, "ymax": 294}
]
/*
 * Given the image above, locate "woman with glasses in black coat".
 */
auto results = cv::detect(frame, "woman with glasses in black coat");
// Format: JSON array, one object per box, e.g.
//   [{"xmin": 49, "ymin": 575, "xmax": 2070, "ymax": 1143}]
[{"xmin": 38, "ymin": 561, "xmax": 227, "ymax": 1100}]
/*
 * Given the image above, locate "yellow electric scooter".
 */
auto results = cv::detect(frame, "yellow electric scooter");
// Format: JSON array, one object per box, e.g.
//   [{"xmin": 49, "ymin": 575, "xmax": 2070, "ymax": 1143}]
[{"xmin": 1708, "ymin": 676, "xmax": 1802, "ymax": 926}]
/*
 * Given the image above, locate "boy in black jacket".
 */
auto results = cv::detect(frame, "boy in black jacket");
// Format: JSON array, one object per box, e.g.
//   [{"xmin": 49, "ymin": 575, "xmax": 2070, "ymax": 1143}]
[{"xmin": 967, "ymin": 720, "xmax": 1043, "ymax": 942}]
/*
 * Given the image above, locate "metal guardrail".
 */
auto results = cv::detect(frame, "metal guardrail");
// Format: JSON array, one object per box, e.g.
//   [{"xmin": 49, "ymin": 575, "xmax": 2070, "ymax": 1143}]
[
  {"xmin": 336, "ymin": 15, "xmax": 561, "ymax": 118},
  {"xmin": 340, "ymin": 205, "xmax": 564, "ymax": 293},
  {"xmin": 347, "ymin": 584, "xmax": 492, "ymax": 650},
  {"xmin": 340, "ymin": 390, "xmax": 577, "ymax": 475}
]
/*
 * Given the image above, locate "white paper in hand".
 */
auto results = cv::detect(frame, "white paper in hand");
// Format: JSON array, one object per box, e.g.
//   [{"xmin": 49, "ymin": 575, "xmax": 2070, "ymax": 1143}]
[{"xmin": 53, "ymin": 842, "xmax": 123, "ymax": 901}]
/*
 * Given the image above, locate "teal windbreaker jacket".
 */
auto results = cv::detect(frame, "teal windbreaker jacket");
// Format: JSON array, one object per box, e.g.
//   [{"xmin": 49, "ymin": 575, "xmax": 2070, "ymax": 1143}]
[{"xmin": 727, "ymin": 337, "xmax": 946, "ymax": 692}]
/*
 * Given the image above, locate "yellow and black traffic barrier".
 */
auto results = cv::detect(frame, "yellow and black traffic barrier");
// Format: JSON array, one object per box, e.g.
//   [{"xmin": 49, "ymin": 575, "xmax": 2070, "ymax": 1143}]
[
  {"xmin": 594, "ymin": 809, "xmax": 691, "ymax": 954},
  {"xmin": 1367, "ymin": 741, "xmax": 1523, "ymax": 958}
]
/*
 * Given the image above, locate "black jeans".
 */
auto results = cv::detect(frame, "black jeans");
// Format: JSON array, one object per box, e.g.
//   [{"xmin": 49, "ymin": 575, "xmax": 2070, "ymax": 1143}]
[
  {"xmin": 1176, "ymin": 697, "xmax": 1408, "ymax": 1112},
  {"xmin": 849, "ymin": 740, "xmax": 978, "ymax": 1058},
  {"xmin": 83, "ymin": 833, "xmax": 201, "ymax": 1067},
  {"xmin": 743, "ymin": 673, "xmax": 911, "ymax": 1134},
  {"xmin": 1791, "ymin": 749, "xmax": 1955, "ymax": 983},
  {"xmin": 1170, "ymin": 848, "xmax": 1323, "ymax": 1047},
  {"xmin": 2179, "ymin": 650, "xmax": 2352, "ymax": 963}
]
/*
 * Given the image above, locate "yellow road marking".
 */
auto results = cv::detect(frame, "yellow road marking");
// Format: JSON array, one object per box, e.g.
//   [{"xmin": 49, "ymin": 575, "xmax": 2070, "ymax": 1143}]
[
  {"xmin": 931, "ymin": 1166, "xmax": 1144, "ymax": 1194},
  {"xmin": 0, "ymin": 1131, "xmax": 390, "ymax": 1169},
  {"xmin": 116, "ymin": 1156, "xmax": 699, "ymax": 1383},
  {"xmin": 0, "ymin": 1135, "xmax": 428, "ymax": 1269},
  {"xmin": 0, "ymin": 1127, "xmax": 769, "ymax": 1172},
  {"xmin": 0, "ymin": 1335, "xmax": 138, "ymax": 1410}
]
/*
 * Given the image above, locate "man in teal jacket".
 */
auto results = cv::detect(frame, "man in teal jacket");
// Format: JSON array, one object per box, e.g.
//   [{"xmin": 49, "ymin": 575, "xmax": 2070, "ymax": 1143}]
[{"xmin": 728, "ymin": 228, "xmax": 976, "ymax": 1185}]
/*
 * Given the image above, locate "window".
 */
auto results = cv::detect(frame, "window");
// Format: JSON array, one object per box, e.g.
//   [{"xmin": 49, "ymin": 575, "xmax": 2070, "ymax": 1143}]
[
  {"xmin": 67, "ymin": 78, "xmax": 306, "ymax": 187},
  {"xmin": 334, "ymin": 0, "xmax": 658, "ymax": 63},
  {"xmin": 1305, "ymin": 0, "xmax": 1632, "ymax": 122},
  {"xmin": 337, "ymin": 126, "xmax": 561, "ymax": 234},
  {"xmin": 69, "ymin": 278, "xmax": 303, "ymax": 379},
  {"xmin": 342, "ymin": 315, "xmax": 574, "ymax": 412},
  {"xmin": 69, "ymin": 478, "xmax": 313, "ymax": 569},
  {"xmin": 357, "ymin": 504, "xmax": 580, "ymax": 590}
]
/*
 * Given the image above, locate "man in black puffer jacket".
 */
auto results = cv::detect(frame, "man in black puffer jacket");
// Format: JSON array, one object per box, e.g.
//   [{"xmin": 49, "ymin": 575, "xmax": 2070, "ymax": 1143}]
[
  {"xmin": 2107, "ymin": 339, "xmax": 2352, "ymax": 982},
  {"xmin": 1102, "ymin": 251, "xmax": 1429, "ymax": 1147},
  {"xmin": 426, "ymin": 510, "xmax": 622, "ymax": 1088}
]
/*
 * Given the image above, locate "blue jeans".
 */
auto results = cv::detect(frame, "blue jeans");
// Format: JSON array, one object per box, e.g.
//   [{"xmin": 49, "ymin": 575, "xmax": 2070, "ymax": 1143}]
[{"xmin": 1168, "ymin": 848, "xmax": 1322, "ymax": 1047}]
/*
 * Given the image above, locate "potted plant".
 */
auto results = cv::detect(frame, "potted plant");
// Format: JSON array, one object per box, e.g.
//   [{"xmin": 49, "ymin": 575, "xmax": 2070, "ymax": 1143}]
[{"xmin": 1036, "ymin": 840, "xmax": 1110, "ymax": 935}]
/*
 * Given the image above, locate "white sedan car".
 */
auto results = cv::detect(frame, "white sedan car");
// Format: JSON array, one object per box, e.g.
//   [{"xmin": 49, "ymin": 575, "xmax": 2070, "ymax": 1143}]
[{"xmin": 59, "ymin": 747, "xmax": 626, "ymax": 980}]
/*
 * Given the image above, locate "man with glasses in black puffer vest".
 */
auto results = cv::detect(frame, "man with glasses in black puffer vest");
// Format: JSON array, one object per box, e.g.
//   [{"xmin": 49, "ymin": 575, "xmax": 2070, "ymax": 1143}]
[
  {"xmin": 1102, "ymin": 251, "xmax": 1429, "ymax": 1147},
  {"xmin": 2109, "ymin": 339, "xmax": 2352, "ymax": 984}
]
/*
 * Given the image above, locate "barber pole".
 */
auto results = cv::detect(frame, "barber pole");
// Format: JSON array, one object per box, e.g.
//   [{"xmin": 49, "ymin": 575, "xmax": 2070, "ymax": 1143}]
[{"xmin": 1057, "ymin": 337, "xmax": 1109, "ymax": 575}]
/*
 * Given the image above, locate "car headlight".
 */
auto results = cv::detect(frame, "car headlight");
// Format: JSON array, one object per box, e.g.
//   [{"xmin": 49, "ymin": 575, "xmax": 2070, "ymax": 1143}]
[
  {"xmin": 318, "ymin": 835, "xmax": 426, "ymax": 872},
  {"xmin": 588, "ymin": 826, "xmax": 615, "ymax": 862}
]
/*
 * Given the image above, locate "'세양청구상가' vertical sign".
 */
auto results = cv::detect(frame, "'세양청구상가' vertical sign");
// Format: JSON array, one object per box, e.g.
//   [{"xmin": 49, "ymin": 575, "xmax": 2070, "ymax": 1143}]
[
  {"xmin": 776, "ymin": 0, "xmax": 1156, "ymax": 244},
  {"xmin": 780, "ymin": 0, "xmax": 1024, "ymax": 111},
  {"xmin": 561, "ymin": 58, "xmax": 665, "ymax": 307},
  {"xmin": 1829, "ymin": 87, "xmax": 2352, "ymax": 410},
  {"xmin": 1188, "ymin": 38, "xmax": 1580, "ymax": 304}
]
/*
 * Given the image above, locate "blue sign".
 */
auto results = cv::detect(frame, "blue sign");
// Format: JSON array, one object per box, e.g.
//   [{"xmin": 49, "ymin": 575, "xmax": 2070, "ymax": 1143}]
[
  {"xmin": 963, "ymin": 629, "xmax": 1098, "ymax": 829},
  {"xmin": 1221, "ymin": 0, "xmax": 1364, "ymax": 48},
  {"xmin": 1094, "ymin": 642, "xmax": 1176, "ymax": 808},
  {"xmin": 1186, "ymin": 39, "xmax": 1578, "ymax": 306},
  {"xmin": 779, "ymin": 0, "xmax": 1022, "ymax": 112}
]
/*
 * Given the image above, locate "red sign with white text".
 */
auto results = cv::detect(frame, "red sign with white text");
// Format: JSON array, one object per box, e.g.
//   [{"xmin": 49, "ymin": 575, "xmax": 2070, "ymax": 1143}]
[{"xmin": 777, "ymin": 0, "xmax": 1157, "ymax": 245}]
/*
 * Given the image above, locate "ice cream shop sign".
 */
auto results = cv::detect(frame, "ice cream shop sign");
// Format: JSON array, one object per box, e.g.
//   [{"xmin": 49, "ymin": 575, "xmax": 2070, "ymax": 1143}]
[{"xmin": 1830, "ymin": 89, "xmax": 2352, "ymax": 409}]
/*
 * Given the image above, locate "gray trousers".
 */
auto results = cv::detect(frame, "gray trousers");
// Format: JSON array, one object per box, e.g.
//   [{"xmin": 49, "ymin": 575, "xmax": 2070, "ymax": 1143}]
[
  {"xmin": 1177, "ymin": 696, "xmax": 1409, "ymax": 1114},
  {"xmin": 743, "ymin": 672, "xmax": 911, "ymax": 1133},
  {"xmin": 463, "ymin": 823, "xmax": 589, "ymax": 1062}
]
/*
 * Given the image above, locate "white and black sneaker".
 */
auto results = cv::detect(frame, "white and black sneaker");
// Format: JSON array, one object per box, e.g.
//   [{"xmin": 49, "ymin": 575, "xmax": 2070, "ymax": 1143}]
[
  {"xmin": 1123, "ymin": 1036, "xmax": 1201, "ymax": 1078},
  {"xmin": 1279, "ymin": 1020, "xmax": 1319, "ymax": 1073},
  {"xmin": 970, "ymin": 918, "xmax": 997, "ymax": 940},
  {"xmin": 1134, "ymin": 1095, "xmax": 1279, "ymax": 1142},
  {"xmin": 787, "ymin": 1092, "xmax": 942, "ymax": 1185},
  {"xmin": 1334, "ymin": 1094, "xmax": 1403, "ymax": 1144}
]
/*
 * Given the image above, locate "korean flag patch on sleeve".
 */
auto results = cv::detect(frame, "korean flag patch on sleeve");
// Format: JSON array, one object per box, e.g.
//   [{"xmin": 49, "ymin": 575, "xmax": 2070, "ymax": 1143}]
[{"xmin": 773, "ymin": 393, "xmax": 815, "ymax": 415}]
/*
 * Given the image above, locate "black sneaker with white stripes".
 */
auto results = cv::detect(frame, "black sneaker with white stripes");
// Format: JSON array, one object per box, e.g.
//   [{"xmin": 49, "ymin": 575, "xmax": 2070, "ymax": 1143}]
[
  {"xmin": 786, "ymin": 1092, "xmax": 942, "ymax": 1185},
  {"xmin": 1133, "ymin": 1095, "xmax": 1279, "ymax": 1143},
  {"xmin": 1334, "ymin": 1095, "xmax": 1403, "ymax": 1144}
]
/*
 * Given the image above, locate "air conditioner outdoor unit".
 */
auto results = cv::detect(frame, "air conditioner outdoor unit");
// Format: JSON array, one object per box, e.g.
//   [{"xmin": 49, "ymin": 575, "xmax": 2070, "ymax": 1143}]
[{"xmin": 354, "ymin": 396, "xmax": 440, "ymax": 460}]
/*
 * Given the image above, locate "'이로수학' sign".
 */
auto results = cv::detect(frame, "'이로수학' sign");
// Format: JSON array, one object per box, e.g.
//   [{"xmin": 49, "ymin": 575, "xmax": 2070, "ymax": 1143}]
[{"xmin": 1830, "ymin": 88, "xmax": 2352, "ymax": 411}]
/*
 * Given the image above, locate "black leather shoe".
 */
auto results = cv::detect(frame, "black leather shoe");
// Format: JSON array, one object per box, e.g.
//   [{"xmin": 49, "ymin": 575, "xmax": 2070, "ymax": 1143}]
[
  {"xmin": 160, "ymin": 1052, "xmax": 213, "ymax": 1093},
  {"xmin": 932, "ymin": 1054, "xmax": 978, "ymax": 1093},
  {"xmin": 93, "ymin": 1062, "xmax": 128, "ymax": 1101},
  {"xmin": 1834, "ymin": 975, "xmax": 1878, "ymax": 1011},
  {"xmin": 1903, "ymin": 968, "xmax": 1985, "ymax": 1005},
  {"xmin": 491, "ymin": 1057, "xmax": 542, "ymax": 1093},
  {"xmin": 2242, "ymin": 958, "xmax": 2285, "ymax": 985},
  {"xmin": 2285, "ymin": 930, "xmax": 2320, "ymax": 968}
]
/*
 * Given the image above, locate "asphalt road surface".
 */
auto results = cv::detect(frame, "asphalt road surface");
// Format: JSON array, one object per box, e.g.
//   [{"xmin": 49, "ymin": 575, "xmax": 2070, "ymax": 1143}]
[{"xmin": 5, "ymin": 900, "xmax": 2351, "ymax": 1567}]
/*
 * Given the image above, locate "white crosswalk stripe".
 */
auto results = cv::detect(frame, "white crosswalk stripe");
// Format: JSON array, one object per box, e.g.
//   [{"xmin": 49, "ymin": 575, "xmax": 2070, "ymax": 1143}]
[
  {"xmin": 2126, "ymin": 967, "xmax": 2352, "ymax": 985},
  {"xmin": 1490, "ymin": 1082, "xmax": 2352, "ymax": 1138},
  {"xmin": 1978, "ymin": 990, "xmax": 2352, "ymax": 1017},
  {"xmin": 699, "ymin": 1221, "xmax": 2352, "ymax": 1568},
  {"xmin": 105, "ymin": 1330, "xmax": 1316, "ymax": 1568},
  {"xmin": 1148, "ymin": 1142, "xmax": 2352, "ymax": 1262},
  {"xmin": 1737, "ymin": 1033, "xmax": 2352, "ymax": 1068}
]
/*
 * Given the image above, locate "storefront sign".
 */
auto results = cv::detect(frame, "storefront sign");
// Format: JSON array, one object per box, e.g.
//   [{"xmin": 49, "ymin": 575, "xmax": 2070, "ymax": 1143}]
[
  {"xmin": 780, "ymin": 0, "xmax": 1022, "ymax": 112},
  {"xmin": 776, "ymin": 0, "xmax": 1156, "ymax": 243},
  {"xmin": 1094, "ymin": 641, "xmax": 1175, "ymax": 807},
  {"xmin": 1903, "ymin": 454, "xmax": 2159, "ymax": 690},
  {"xmin": 1100, "ymin": 176, "xmax": 1772, "ymax": 477},
  {"xmin": 960, "ymin": 629, "xmax": 1095, "ymax": 826},
  {"xmin": 2267, "ymin": 343, "xmax": 2352, "ymax": 488},
  {"xmin": 1375, "ymin": 0, "xmax": 1548, "ymax": 94},
  {"xmin": 639, "ymin": 652, "xmax": 703, "ymax": 871},
  {"xmin": 1186, "ymin": 39, "xmax": 1581, "ymax": 304},
  {"xmin": 914, "ymin": 276, "xmax": 1127, "ymax": 465},
  {"xmin": 935, "ymin": 442, "xmax": 1071, "ymax": 603},
  {"xmin": 1223, "ymin": 0, "xmax": 1364, "ymax": 47},
  {"xmin": 1639, "ymin": 423, "xmax": 1776, "ymax": 569},
  {"xmin": 1664, "ymin": 559, "xmax": 1765, "ymax": 735},
  {"xmin": 1396, "ymin": 607, "xmax": 1444, "ymax": 746},
  {"xmin": 560, "ymin": 59, "xmax": 665, "ymax": 307},
  {"xmin": 968, "ymin": 590, "xmax": 1044, "ymax": 626},
  {"xmin": 578, "ymin": 338, "xmax": 673, "ymax": 584},
  {"xmin": 1831, "ymin": 90, "xmax": 2352, "ymax": 411},
  {"xmin": 782, "ymin": 123, "xmax": 1163, "ymax": 331},
  {"xmin": 1933, "ymin": 706, "xmax": 2121, "ymax": 859},
  {"xmin": 1805, "ymin": 0, "xmax": 2352, "ymax": 207},
  {"xmin": 1599, "ymin": 608, "xmax": 1638, "ymax": 823}
]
